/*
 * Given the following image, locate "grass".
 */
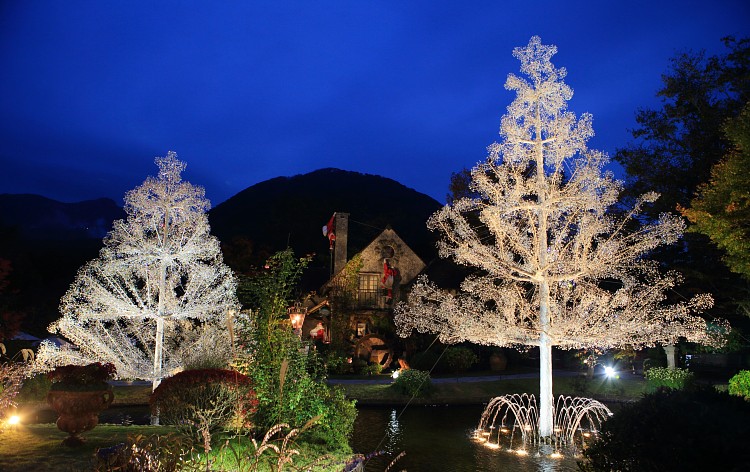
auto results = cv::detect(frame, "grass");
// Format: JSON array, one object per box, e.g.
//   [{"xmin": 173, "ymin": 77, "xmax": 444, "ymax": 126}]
[
  {"xmin": 0, "ymin": 424, "xmax": 173, "ymax": 472},
  {"xmin": 0, "ymin": 424, "xmax": 352, "ymax": 472},
  {"xmin": 338, "ymin": 373, "xmax": 648, "ymax": 405}
]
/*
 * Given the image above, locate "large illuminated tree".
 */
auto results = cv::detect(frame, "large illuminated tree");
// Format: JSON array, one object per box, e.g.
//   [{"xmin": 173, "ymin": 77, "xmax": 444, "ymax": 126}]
[
  {"xmin": 395, "ymin": 37, "xmax": 724, "ymax": 438},
  {"xmin": 37, "ymin": 153, "xmax": 239, "ymax": 394}
]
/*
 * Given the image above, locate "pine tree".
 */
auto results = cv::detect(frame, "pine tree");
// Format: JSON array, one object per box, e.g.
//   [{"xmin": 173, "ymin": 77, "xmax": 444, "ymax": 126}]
[
  {"xmin": 395, "ymin": 37, "xmax": 724, "ymax": 438},
  {"xmin": 37, "ymin": 153, "xmax": 239, "ymax": 394}
]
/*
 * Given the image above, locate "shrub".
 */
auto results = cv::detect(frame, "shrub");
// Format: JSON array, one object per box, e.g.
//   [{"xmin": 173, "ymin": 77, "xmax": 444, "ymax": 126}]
[
  {"xmin": 47, "ymin": 362, "xmax": 116, "ymax": 391},
  {"xmin": 729, "ymin": 370, "xmax": 750, "ymax": 400},
  {"xmin": 309, "ymin": 386, "xmax": 358, "ymax": 448},
  {"xmin": 324, "ymin": 352, "xmax": 351, "ymax": 375},
  {"xmin": 392, "ymin": 369, "xmax": 432, "ymax": 397},
  {"xmin": 440, "ymin": 346, "xmax": 478, "ymax": 373},
  {"xmin": 16, "ymin": 372, "xmax": 51, "ymax": 402},
  {"xmin": 358, "ymin": 362, "xmax": 383, "ymax": 376},
  {"xmin": 94, "ymin": 433, "xmax": 190, "ymax": 472},
  {"xmin": 579, "ymin": 387, "xmax": 750, "ymax": 471},
  {"xmin": 409, "ymin": 350, "xmax": 439, "ymax": 372},
  {"xmin": 150, "ymin": 369, "xmax": 257, "ymax": 452},
  {"xmin": 0, "ymin": 361, "xmax": 27, "ymax": 424},
  {"xmin": 644, "ymin": 366, "xmax": 694, "ymax": 391},
  {"xmin": 351, "ymin": 357, "xmax": 368, "ymax": 374}
]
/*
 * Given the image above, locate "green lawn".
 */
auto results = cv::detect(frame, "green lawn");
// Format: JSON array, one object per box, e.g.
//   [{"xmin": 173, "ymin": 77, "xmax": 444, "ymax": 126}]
[
  {"xmin": 338, "ymin": 374, "xmax": 648, "ymax": 405},
  {"xmin": 0, "ymin": 424, "xmax": 172, "ymax": 472},
  {"xmin": 0, "ymin": 424, "xmax": 351, "ymax": 472}
]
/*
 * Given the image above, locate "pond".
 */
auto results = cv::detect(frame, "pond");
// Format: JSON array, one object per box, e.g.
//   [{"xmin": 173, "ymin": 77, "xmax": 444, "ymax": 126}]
[{"xmin": 350, "ymin": 405, "xmax": 579, "ymax": 472}]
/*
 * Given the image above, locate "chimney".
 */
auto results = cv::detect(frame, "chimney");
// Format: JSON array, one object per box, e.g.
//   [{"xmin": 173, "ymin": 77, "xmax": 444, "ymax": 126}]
[{"xmin": 333, "ymin": 212, "xmax": 349, "ymax": 274}]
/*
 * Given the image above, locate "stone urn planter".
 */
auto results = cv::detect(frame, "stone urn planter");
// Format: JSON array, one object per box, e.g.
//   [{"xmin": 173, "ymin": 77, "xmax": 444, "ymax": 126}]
[
  {"xmin": 46, "ymin": 362, "xmax": 116, "ymax": 446},
  {"xmin": 47, "ymin": 388, "xmax": 114, "ymax": 446}
]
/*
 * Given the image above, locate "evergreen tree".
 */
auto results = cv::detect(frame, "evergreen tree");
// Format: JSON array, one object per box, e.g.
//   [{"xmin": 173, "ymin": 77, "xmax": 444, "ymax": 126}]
[{"xmin": 395, "ymin": 37, "xmax": 724, "ymax": 438}]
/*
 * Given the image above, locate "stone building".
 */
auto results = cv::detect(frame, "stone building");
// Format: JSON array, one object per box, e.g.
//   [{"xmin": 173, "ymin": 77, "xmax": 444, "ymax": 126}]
[{"xmin": 303, "ymin": 212, "xmax": 425, "ymax": 368}]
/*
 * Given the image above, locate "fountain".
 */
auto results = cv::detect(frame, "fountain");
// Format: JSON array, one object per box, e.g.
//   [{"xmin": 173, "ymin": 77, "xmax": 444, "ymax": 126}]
[{"xmin": 474, "ymin": 394, "xmax": 612, "ymax": 457}]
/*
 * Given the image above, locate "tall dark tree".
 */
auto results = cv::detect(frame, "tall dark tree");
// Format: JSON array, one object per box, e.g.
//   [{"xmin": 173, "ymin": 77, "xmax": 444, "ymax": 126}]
[
  {"xmin": 681, "ymin": 102, "xmax": 750, "ymax": 280},
  {"xmin": 614, "ymin": 37, "xmax": 750, "ymax": 325},
  {"xmin": 615, "ymin": 37, "xmax": 749, "ymax": 215}
]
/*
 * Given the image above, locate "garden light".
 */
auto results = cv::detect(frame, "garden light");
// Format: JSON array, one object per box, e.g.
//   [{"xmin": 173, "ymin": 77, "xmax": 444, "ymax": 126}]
[
  {"xmin": 391, "ymin": 370, "xmax": 400, "ymax": 379},
  {"xmin": 604, "ymin": 365, "xmax": 616, "ymax": 378},
  {"xmin": 7, "ymin": 415, "xmax": 20, "ymax": 426},
  {"xmin": 287, "ymin": 302, "xmax": 308, "ymax": 338}
]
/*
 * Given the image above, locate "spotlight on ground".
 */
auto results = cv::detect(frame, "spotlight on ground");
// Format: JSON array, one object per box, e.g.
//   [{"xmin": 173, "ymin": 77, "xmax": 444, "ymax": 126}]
[{"xmin": 604, "ymin": 366, "xmax": 616, "ymax": 378}]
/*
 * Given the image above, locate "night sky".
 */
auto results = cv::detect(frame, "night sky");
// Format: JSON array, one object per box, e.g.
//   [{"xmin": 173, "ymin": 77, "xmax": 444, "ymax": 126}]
[{"xmin": 2, "ymin": 1, "xmax": 749, "ymax": 206}]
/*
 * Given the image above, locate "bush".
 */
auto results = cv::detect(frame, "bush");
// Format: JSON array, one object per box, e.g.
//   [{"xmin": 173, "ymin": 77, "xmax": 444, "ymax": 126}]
[
  {"xmin": 579, "ymin": 387, "xmax": 750, "ymax": 471},
  {"xmin": 150, "ymin": 369, "xmax": 257, "ymax": 451},
  {"xmin": 729, "ymin": 370, "xmax": 750, "ymax": 400},
  {"xmin": 644, "ymin": 366, "xmax": 694, "ymax": 391},
  {"xmin": 16, "ymin": 372, "xmax": 51, "ymax": 402},
  {"xmin": 94, "ymin": 433, "xmax": 190, "ymax": 472},
  {"xmin": 357, "ymin": 362, "xmax": 383, "ymax": 376},
  {"xmin": 351, "ymin": 357, "xmax": 368, "ymax": 374},
  {"xmin": 324, "ymin": 352, "xmax": 351, "ymax": 375},
  {"xmin": 409, "ymin": 350, "xmax": 439, "ymax": 372},
  {"xmin": 440, "ymin": 346, "xmax": 478, "ymax": 373},
  {"xmin": 391, "ymin": 369, "xmax": 432, "ymax": 397},
  {"xmin": 308, "ymin": 386, "xmax": 358, "ymax": 448},
  {"xmin": 47, "ymin": 362, "xmax": 116, "ymax": 391}
]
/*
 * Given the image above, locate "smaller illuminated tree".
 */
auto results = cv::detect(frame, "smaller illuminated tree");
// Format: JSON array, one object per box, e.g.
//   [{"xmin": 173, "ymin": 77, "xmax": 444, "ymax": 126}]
[
  {"xmin": 37, "ymin": 153, "xmax": 239, "ymax": 397},
  {"xmin": 395, "ymin": 37, "xmax": 726, "ymax": 438}
]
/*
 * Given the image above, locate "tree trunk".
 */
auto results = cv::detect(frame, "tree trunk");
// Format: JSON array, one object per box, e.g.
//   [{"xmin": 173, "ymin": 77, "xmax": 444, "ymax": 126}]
[
  {"xmin": 538, "ymin": 282, "xmax": 554, "ymax": 438},
  {"xmin": 150, "ymin": 316, "xmax": 164, "ymax": 425},
  {"xmin": 664, "ymin": 344, "xmax": 677, "ymax": 369}
]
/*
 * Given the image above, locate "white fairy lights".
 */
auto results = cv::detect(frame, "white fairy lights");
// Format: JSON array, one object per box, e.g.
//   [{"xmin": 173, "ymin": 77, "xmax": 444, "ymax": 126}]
[
  {"xmin": 395, "ymin": 37, "xmax": 725, "ymax": 437},
  {"xmin": 36, "ymin": 152, "xmax": 239, "ymax": 391}
]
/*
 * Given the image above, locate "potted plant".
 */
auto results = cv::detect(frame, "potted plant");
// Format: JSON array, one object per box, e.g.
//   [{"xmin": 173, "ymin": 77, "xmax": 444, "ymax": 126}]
[{"xmin": 46, "ymin": 362, "xmax": 116, "ymax": 446}]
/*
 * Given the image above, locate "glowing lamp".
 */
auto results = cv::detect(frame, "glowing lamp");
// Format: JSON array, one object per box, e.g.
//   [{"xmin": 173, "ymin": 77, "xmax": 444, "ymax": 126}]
[
  {"xmin": 604, "ymin": 366, "xmax": 616, "ymax": 378},
  {"xmin": 391, "ymin": 370, "xmax": 400, "ymax": 379},
  {"xmin": 7, "ymin": 415, "xmax": 20, "ymax": 425},
  {"xmin": 287, "ymin": 302, "xmax": 308, "ymax": 337}
]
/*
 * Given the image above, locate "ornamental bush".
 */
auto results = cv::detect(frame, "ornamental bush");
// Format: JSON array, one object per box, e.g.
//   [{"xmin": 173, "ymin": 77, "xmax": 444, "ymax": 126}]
[
  {"xmin": 644, "ymin": 366, "xmax": 694, "ymax": 391},
  {"xmin": 47, "ymin": 362, "xmax": 116, "ymax": 391},
  {"xmin": 579, "ymin": 387, "xmax": 750, "ymax": 471},
  {"xmin": 392, "ymin": 369, "xmax": 432, "ymax": 397},
  {"xmin": 440, "ymin": 346, "xmax": 478, "ymax": 373},
  {"xmin": 150, "ymin": 369, "xmax": 257, "ymax": 451},
  {"xmin": 409, "ymin": 350, "xmax": 439, "ymax": 372},
  {"xmin": 729, "ymin": 370, "xmax": 750, "ymax": 400}
]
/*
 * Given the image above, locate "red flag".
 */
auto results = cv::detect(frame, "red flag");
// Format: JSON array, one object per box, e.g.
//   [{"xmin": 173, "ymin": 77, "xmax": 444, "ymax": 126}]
[{"xmin": 322, "ymin": 214, "xmax": 335, "ymax": 249}]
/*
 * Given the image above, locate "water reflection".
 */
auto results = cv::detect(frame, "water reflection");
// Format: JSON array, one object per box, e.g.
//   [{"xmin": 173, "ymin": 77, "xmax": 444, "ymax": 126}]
[{"xmin": 351, "ymin": 405, "xmax": 578, "ymax": 472}]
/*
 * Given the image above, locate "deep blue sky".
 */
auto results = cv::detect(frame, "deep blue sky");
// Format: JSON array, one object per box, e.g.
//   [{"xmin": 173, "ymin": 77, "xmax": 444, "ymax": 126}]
[{"xmin": 1, "ymin": 1, "xmax": 748, "ymax": 206}]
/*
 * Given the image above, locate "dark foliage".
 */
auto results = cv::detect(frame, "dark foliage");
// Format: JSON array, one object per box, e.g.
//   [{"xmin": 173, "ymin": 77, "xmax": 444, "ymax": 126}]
[
  {"xmin": 209, "ymin": 168, "xmax": 441, "ymax": 280},
  {"xmin": 613, "ymin": 37, "xmax": 750, "ymax": 330},
  {"xmin": 579, "ymin": 387, "xmax": 750, "ymax": 472},
  {"xmin": 47, "ymin": 362, "xmax": 116, "ymax": 391}
]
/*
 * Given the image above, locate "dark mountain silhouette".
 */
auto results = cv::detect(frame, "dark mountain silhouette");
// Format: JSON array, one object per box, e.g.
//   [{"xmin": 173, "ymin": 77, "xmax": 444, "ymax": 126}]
[
  {"xmin": 0, "ymin": 195, "xmax": 125, "ymax": 337},
  {"xmin": 0, "ymin": 194, "xmax": 124, "ymax": 241},
  {"xmin": 209, "ymin": 168, "xmax": 443, "ymax": 278},
  {"xmin": 1, "ymin": 170, "xmax": 445, "ymax": 335}
]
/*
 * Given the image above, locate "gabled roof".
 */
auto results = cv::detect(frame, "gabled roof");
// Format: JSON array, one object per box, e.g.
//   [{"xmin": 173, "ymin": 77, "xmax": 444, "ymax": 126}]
[
  {"xmin": 323, "ymin": 227, "xmax": 426, "ymax": 291},
  {"xmin": 356, "ymin": 227, "xmax": 425, "ymax": 284}
]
